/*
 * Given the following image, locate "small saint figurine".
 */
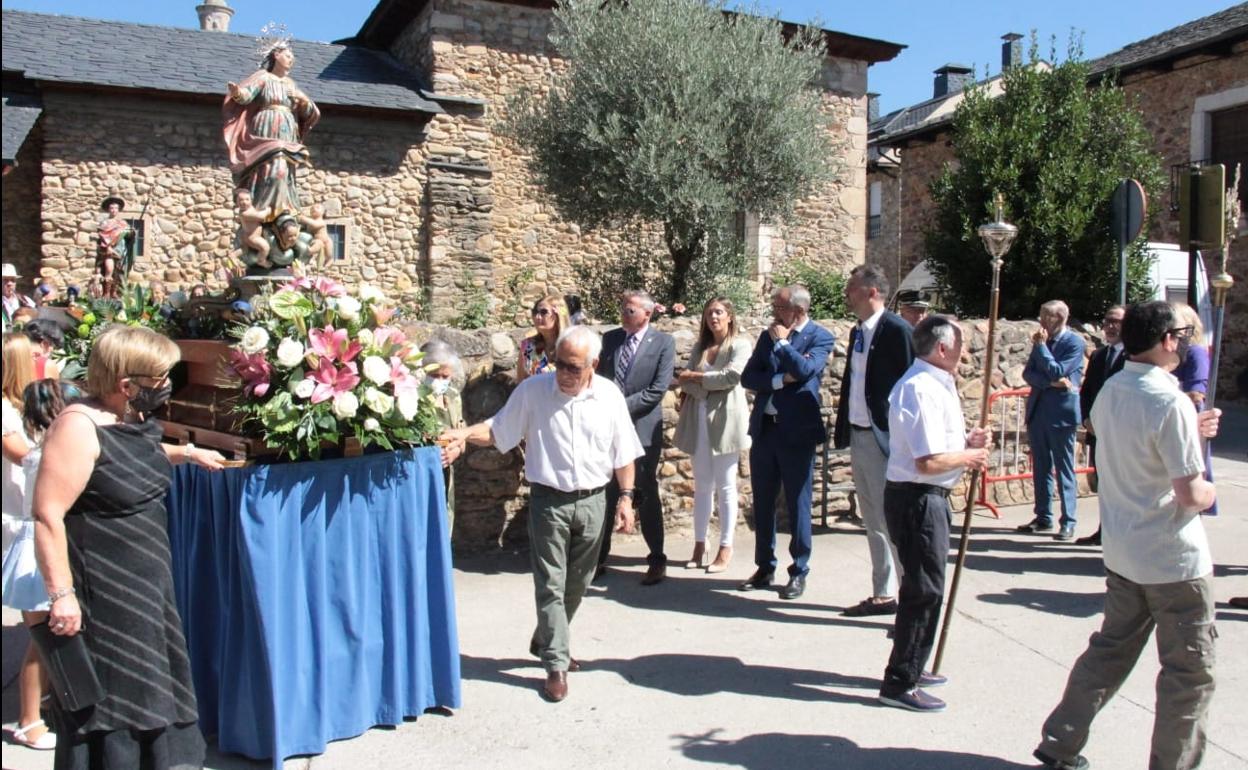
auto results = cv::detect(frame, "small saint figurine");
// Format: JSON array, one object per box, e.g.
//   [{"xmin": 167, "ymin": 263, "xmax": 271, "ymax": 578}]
[
  {"xmin": 299, "ymin": 203, "xmax": 333, "ymax": 267},
  {"xmin": 232, "ymin": 188, "xmax": 273, "ymax": 267},
  {"xmin": 96, "ymin": 196, "xmax": 132, "ymax": 298}
]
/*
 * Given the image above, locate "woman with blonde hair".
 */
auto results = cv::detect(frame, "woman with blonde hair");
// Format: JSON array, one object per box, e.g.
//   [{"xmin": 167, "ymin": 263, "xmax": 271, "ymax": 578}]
[
  {"xmin": 33, "ymin": 325, "xmax": 225, "ymax": 769},
  {"xmin": 1171, "ymin": 302, "xmax": 1216, "ymax": 514},
  {"xmin": 2, "ymin": 332, "xmax": 55, "ymax": 750},
  {"xmin": 516, "ymin": 294, "xmax": 570, "ymax": 382},
  {"xmin": 673, "ymin": 297, "xmax": 751, "ymax": 573}
]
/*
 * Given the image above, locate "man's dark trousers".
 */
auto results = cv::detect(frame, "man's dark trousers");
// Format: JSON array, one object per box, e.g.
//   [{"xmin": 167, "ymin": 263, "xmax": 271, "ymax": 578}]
[
  {"xmin": 880, "ymin": 481, "xmax": 950, "ymax": 697},
  {"xmin": 749, "ymin": 417, "xmax": 816, "ymax": 578},
  {"xmin": 602, "ymin": 442, "xmax": 664, "ymax": 567}
]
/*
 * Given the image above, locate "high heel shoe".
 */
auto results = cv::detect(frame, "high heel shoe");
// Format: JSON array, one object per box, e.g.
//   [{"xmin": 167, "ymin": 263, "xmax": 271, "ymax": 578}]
[
  {"xmin": 685, "ymin": 542, "xmax": 706, "ymax": 569},
  {"xmin": 706, "ymin": 545, "xmax": 732, "ymax": 573}
]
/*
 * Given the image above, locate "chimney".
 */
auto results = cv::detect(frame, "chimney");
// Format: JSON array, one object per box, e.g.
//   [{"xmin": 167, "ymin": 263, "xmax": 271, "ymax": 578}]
[
  {"xmin": 1001, "ymin": 32, "xmax": 1023, "ymax": 71},
  {"xmin": 933, "ymin": 64, "xmax": 974, "ymax": 98},
  {"xmin": 196, "ymin": 0, "xmax": 234, "ymax": 32},
  {"xmin": 867, "ymin": 92, "xmax": 880, "ymax": 123}
]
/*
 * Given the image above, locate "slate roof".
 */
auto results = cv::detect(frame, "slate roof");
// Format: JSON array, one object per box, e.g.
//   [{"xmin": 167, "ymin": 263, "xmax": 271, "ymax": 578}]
[
  {"xmin": 1, "ymin": 10, "xmax": 442, "ymax": 116},
  {"xmin": 1089, "ymin": 2, "xmax": 1248, "ymax": 76},
  {"xmin": 2, "ymin": 93, "xmax": 42, "ymax": 164}
]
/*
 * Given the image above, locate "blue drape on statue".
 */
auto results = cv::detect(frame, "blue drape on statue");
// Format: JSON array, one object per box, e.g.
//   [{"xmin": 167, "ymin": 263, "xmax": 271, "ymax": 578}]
[{"xmin": 166, "ymin": 447, "xmax": 461, "ymax": 767}]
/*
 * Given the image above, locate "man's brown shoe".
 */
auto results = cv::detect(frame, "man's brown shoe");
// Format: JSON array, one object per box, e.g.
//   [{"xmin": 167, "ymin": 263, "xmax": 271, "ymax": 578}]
[
  {"xmin": 542, "ymin": 671, "xmax": 568, "ymax": 702},
  {"xmin": 641, "ymin": 564, "xmax": 666, "ymax": 586}
]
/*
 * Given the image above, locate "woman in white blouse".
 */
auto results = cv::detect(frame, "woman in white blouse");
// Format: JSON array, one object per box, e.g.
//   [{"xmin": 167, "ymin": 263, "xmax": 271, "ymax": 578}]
[{"xmin": 674, "ymin": 298, "xmax": 751, "ymax": 573}]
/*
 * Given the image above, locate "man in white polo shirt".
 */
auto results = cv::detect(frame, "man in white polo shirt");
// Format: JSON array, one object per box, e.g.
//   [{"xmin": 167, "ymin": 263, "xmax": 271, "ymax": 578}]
[
  {"xmin": 878, "ymin": 315, "xmax": 990, "ymax": 713},
  {"xmin": 440, "ymin": 325, "xmax": 643, "ymax": 703},
  {"xmin": 1034, "ymin": 301, "xmax": 1221, "ymax": 770}
]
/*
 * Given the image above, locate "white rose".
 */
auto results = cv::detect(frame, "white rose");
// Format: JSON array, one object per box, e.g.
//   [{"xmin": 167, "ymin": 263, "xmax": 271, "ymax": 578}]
[
  {"xmin": 359, "ymin": 285, "xmax": 386, "ymax": 304},
  {"xmin": 364, "ymin": 418, "xmax": 380, "ymax": 432},
  {"xmin": 362, "ymin": 387, "xmax": 395, "ymax": 415},
  {"xmin": 362, "ymin": 355, "xmax": 391, "ymax": 386},
  {"xmin": 293, "ymin": 378, "xmax": 316, "ymax": 399},
  {"xmin": 240, "ymin": 326, "xmax": 270, "ymax": 354},
  {"xmin": 276, "ymin": 338, "xmax": 305, "ymax": 368},
  {"xmin": 357, "ymin": 328, "xmax": 375, "ymax": 349},
  {"xmin": 332, "ymin": 390, "xmax": 359, "ymax": 420},
  {"xmin": 335, "ymin": 295, "xmax": 361, "ymax": 322},
  {"xmin": 396, "ymin": 390, "xmax": 420, "ymax": 421}
]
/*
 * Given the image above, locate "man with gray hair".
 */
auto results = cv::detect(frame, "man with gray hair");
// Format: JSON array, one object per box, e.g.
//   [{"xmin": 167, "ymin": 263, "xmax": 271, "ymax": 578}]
[
  {"xmin": 1019, "ymin": 299, "xmax": 1086, "ymax": 541},
  {"xmin": 440, "ymin": 325, "xmax": 643, "ymax": 703},
  {"xmin": 878, "ymin": 315, "xmax": 990, "ymax": 712},
  {"xmin": 740, "ymin": 283, "xmax": 835, "ymax": 599}
]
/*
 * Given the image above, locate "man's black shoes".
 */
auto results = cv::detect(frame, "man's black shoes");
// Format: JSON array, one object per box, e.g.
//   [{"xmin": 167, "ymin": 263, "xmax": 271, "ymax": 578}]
[
  {"xmin": 737, "ymin": 569, "xmax": 774, "ymax": 591},
  {"xmin": 1033, "ymin": 748, "xmax": 1090, "ymax": 770},
  {"xmin": 779, "ymin": 574, "xmax": 806, "ymax": 600},
  {"xmin": 1017, "ymin": 518, "xmax": 1054, "ymax": 533}
]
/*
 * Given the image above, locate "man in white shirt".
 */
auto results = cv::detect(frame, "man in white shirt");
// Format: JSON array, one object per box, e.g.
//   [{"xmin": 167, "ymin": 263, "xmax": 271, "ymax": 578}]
[
  {"xmin": 878, "ymin": 315, "xmax": 989, "ymax": 713},
  {"xmin": 440, "ymin": 325, "xmax": 643, "ymax": 703},
  {"xmin": 1034, "ymin": 301, "xmax": 1221, "ymax": 770}
]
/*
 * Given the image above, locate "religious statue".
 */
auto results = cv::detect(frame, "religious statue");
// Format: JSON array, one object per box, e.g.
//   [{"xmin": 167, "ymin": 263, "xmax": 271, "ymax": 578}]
[
  {"xmin": 223, "ymin": 23, "xmax": 319, "ymax": 220},
  {"xmin": 232, "ymin": 188, "xmax": 273, "ymax": 268},
  {"xmin": 96, "ymin": 195, "xmax": 132, "ymax": 298},
  {"xmin": 299, "ymin": 203, "xmax": 333, "ymax": 268}
]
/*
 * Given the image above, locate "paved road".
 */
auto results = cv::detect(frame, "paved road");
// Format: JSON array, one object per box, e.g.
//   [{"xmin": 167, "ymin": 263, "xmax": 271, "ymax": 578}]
[{"xmin": 5, "ymin": 422, "xmax": 1247, "ymax": 770}]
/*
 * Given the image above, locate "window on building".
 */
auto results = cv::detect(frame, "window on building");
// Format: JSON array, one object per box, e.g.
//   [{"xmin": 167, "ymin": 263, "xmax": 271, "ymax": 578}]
[
  {"xmin": 1210, "ymin": 104, "xmax": 1248, "ymax": 205},
  {"xmin": 126, "ymin": 218, "xmax": 145, "ymax": 257},
  {"xmin": 868, "ymin": 181, "xmax": 882, "ymax": 240},
  {"xmin": 327, "ymin": 224, "xmax": 347, "ymax": 260}
]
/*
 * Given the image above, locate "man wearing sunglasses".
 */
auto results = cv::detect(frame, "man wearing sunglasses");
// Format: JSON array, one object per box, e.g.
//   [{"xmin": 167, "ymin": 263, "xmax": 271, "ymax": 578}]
[
  {"xmin": 1034, "ymin": 301, "xmax": 1220, "ymax": 770},
  {"xmin": 1074, "ymin": 305, "xmax": 1126, "ymax": 547},
  {"xmin": 439, "ymin": 325, "xmax": 643, "ymax": 703}
]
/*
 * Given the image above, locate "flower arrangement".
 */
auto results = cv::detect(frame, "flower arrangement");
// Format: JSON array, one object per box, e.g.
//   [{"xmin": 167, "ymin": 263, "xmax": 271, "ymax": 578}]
[
  {"xmin": 59, "ymin": 284, "xmax": 173, "ymax": 380},
  {"xmin": 228, "ymin": 276, "xmax": 442, "ymax": 461}
]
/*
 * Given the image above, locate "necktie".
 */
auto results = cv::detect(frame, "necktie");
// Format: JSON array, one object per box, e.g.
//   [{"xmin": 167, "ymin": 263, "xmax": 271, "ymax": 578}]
[
  {"xmin": 616, "ymin": 333, "xmax": 639, "ymax": 386},
  {"xmin": 1106, "ymin": 347, "xmax": 1117, "ymax": 373}
]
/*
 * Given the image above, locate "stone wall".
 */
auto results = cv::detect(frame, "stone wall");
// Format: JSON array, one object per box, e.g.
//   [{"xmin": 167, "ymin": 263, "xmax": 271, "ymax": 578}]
[
  {"xmin": 34, "ymin": 91, "xmax": 434, "ymax": 297},
  {"xmin": 423, "ymin": 315, "xmax": 1099, "ymax": 553},
  {"xmin": 2, "ymin": 120, "xmax": 43, "ymax": 282},
  {"xmin": 865, "ymin": 158, "xmax": 904, "ymax": 289},
  {"xmin": 388, "ymin": 0, "xmax": 872, "ymax": 321}
]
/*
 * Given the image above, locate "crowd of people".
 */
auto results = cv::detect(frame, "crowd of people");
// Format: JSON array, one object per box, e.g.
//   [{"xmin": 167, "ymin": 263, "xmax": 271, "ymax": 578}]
[{"xmin": 0, "ymin": 256, "xmax": 1240, "ymax": 770}]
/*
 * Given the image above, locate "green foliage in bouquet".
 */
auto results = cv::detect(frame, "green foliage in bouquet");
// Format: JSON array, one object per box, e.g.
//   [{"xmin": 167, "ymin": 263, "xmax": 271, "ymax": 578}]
[
  {"xmin": 59, "ymin": 284, "xmax": 173, "ymax": 381},
  {"xmin": 228, "ymin": 276, "xmax": 443, "ymax": 461}
]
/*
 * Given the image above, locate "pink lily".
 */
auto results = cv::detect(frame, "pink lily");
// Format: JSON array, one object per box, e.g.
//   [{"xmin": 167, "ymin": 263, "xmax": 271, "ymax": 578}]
[
  {"xmin": 372, "ymin": 326, "xmax": 408, "ymax": 354},
  {"xmin": 308, "ymin": 325, "xmax": 362, "ymax": 364},
  {"xmin": 230, "ymin": 349, "xmax": 273, "ymax": 398},
  {"xmin": 313, "ymin": 277, "xmax": 347, "ymax": 297},
  {"xmin": 309, "ymin": 358, "xmax": 360, "ymax": 404},
  {"xmin": 390, "ymin": 357, "xmax": 420, "ymax": 396}
]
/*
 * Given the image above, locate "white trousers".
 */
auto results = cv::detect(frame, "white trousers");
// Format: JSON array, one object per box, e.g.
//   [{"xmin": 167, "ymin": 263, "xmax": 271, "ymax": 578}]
[
  {"xmin": 850, "ymin": 427, "xmax": 900, "ymax": 597},
  {"xmin": 691, "ymin": 401, "xmax": 739, "ymax": 547}
]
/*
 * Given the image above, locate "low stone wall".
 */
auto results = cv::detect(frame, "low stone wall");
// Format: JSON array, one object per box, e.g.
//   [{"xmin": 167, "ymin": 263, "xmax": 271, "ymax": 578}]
[{"xmin": 407, "ymin": 316, "xmax": 1098, "ymax": 552}]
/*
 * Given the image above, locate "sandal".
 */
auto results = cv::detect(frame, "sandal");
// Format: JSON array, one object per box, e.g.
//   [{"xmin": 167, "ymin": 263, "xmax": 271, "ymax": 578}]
[{"xmin": 11, "ymin": 719, "xmax": 56, "ymax": 750}]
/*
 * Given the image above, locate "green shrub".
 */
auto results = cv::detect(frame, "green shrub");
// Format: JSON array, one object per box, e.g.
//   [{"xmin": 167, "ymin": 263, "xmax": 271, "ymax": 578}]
[{"xmin": 774, "ymin": 260, "xmax": 849, "ymax": 319}]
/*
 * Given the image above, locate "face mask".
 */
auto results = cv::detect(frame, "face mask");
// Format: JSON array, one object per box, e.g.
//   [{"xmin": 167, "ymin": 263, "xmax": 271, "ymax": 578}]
[
  {"xmin": 1175, "ymin": 337, "xmax": 1191, "ymax": 363},
  {"xmin": 428, "ymin": 377, "xmax": 451, "ymax": 396},
  {"xmin": 129, "ymin": 380, "xmax": 173, "ymax": 415}
]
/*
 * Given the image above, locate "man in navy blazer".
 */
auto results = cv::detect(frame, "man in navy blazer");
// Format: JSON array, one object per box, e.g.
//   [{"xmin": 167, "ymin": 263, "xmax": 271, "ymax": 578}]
[
  {"xmin": 1074, "ymin": 304, "xmax": 1126, "ymax": 546},
  {"xmin": 833, "ymin": 264, "xmax": 914, "ymax": 616},
  {"xmin": 596, "ymin": 290, "xmax": 676, "ymax": 585},
  {"xmin": 740, "ymin": 284, "xmax": 835, "ymax": 599},
  {"xmin": 1019, "ymin": 300, "xmax": 1087, "ymax": 541}
]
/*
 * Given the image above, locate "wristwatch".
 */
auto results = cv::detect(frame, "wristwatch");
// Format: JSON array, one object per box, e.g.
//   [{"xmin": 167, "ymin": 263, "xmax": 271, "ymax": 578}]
[{"xmin": 618, "ymin": 489, "xmax": 635, "ymax": 499}]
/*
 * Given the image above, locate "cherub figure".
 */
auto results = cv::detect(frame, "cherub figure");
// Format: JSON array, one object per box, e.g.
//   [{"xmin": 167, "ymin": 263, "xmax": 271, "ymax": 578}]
[
  {"xmin": 300, "ymin": 203, "xmax": 334, "ymax": 267},
  {"xmin": 233, "ymin": 188, "xmax": 273, "ymax": 267}
]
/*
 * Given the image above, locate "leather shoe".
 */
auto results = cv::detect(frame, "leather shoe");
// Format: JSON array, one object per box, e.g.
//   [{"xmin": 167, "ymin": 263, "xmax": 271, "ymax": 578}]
[
  {"xmin": 738, "ymin": 569, "xmax": 774, "ymax": 591},
  {"xmin": 1075, "ymin": 529, "xmax": 1101, "ymax": 546},
  {"xmin": 842, "ymin": 597, "xmax": 898, "ymax": 616},
  {"xmin": 1054, "ymin": 524, "xmax": 1076, "ymax": 542},
  {"xmin": 1017, "ymin": 517, "xmax": 1054, "ymax": 533},
  {"xmin": 640, "ymin": 563, "xmax": 666, "ymax": 586},
  {"xmin": 779, "ymin": 574, "xmax": 806, "ymax": 600},
  {"xmin": 1033, "ymin": 748, "xmax": 1090, "ymax": 770},
  {"xmin": 542, "ymin": 671, "xmax": 568, "ymax": 702}
]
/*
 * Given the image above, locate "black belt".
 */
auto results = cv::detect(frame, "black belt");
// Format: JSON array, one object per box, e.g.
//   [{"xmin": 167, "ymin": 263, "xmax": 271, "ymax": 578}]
[
  {"xmin": 531, "ymin": 482, "xmax": 605, "ymax": 500},
  {"xmin": 851, "ymin": 424, "xmax": 873, "ymax": 431},
  {"xmin": 886, "ymin": 480, "xmax": 952, "ymax": 498}
]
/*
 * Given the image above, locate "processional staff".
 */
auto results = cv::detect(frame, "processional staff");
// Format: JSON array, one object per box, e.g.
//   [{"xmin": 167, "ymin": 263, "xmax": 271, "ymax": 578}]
[{"xmin": 932, "ymin": 193, "xmax": 1017, "ymax": 674}]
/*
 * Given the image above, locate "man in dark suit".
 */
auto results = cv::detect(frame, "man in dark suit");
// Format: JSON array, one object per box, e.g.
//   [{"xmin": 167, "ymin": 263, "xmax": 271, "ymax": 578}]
[
  {"xmin": 834, "ymin": 264, "xmax": 914, "ymax": 616},
  {"xmin": 740, "ymin": 284, "xmax": 835, "ymax": 599},
  {"xmin": 1074, "ymin": 304, "xmax": 1125, "ymax": 546},
  {"xmin": 1019, "ymin": 300, "xmax": 1087, "ymax": 541},
  {"xmin": 597, "ymin": 289, "xmax": 676, "ymax": 585}
]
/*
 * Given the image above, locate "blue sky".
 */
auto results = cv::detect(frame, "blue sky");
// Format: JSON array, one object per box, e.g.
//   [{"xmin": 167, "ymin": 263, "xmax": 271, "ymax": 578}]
[{"xmin": 4, "ymin": 0, "xmax": 1237, "ymax": 114}]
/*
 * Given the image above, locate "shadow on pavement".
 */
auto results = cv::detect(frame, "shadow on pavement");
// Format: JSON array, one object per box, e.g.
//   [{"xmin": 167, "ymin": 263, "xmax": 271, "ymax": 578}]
[
  {"xmin": 977, "ymin": 587, "xmax": 1105, "ymax": 618},
  {"xmin": 673, "ymin": 730, "xmax": 1034, "ymax": 769},
  {"xmin": 962, "ymin": 536, "xmax": 1107, "ymax": 578}
]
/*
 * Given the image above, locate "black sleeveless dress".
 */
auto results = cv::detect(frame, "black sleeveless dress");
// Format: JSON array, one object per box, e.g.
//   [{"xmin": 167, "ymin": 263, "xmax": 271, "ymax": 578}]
[{"xmin": 52, "ymin": 417, "xmax": 204, "ymax": 770}]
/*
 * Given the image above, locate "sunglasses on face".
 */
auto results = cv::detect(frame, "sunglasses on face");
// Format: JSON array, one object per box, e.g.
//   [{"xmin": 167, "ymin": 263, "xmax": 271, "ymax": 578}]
[{"xmin": 554, "ymin": 359, "xmax": 586, "ymax": 375}]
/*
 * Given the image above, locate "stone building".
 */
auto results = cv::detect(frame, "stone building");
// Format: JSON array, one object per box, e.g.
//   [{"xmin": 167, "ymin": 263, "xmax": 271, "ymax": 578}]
[
  {"xmin": 865, "ymin": 5, "xmax": 1248, "ymax": 398},
  {"xmin": 1, "ymin": 1, "xmax": 902, "ymax": 319}
]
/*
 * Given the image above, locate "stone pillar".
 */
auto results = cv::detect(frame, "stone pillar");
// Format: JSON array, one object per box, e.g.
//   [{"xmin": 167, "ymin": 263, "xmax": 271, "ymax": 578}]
[{"xmin": 424, "ymin": 160, "xmax": 495, "ymax": 322}]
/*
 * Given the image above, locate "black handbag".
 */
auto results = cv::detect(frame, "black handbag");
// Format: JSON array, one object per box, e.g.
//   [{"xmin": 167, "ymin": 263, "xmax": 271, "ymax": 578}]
[{"xmin": 28, "ymin": 622, "xmax": 106, "ymax": 712}]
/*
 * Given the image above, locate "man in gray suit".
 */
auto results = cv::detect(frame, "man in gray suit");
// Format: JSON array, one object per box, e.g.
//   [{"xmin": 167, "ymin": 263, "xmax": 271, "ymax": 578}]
[{"xmin": 597, "ymin": 290, "xmax": 676, "ymax": 585}]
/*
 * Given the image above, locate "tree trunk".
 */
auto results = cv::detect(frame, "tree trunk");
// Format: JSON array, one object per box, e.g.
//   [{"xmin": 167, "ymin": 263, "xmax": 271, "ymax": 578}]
[{"xmin": 664, "ymin": 221, "xmax": 706, "ymax": 302}]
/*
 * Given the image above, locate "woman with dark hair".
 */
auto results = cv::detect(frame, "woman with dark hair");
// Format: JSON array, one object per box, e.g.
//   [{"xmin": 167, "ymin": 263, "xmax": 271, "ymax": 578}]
[
  {"xmin": 23, "ymin": 319, "xmax": 63, "ymax": 380},
  {"xmin": 33, "ymin": 325, "xmax": 225, "ymax": 769},
  {"xmin": 223, "ymin": 40, "xmax": 320, "ymax": 217},
  {"xmin": 516, "ymin": 295, "xmax": 570, "ymax": 383},
  {"xmin": 673, "ymin": 298, "xmax": 751, "ymax": 573}
]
